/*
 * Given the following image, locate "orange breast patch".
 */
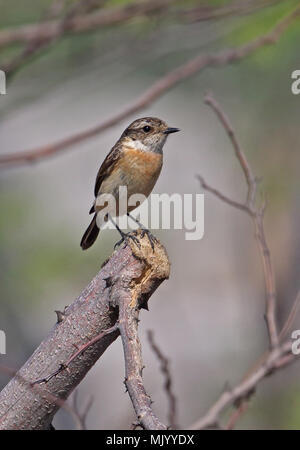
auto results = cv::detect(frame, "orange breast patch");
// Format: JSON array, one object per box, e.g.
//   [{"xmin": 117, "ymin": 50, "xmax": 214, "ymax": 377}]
[
  {"xmin": 121, "ymin": 147, "xmax": 162, "ymax": 173},
  {"xmin": 115, "ymin": 147, "xmax": 163, "ymax": 197}
]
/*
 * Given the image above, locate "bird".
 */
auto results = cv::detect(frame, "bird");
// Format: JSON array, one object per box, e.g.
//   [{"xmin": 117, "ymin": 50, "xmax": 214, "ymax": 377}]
[{"xmin": 80, "ymin": 117, "xmax": 180, "ymax": 250}]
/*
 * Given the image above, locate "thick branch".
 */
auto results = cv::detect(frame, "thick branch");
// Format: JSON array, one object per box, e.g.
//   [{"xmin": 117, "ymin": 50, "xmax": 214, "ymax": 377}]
[
  {"xmin": 111, "ymin": 236, "xmax": 170, "ymax": 430},
  {"xmin": 0, "ymin": 364, "xmax": 93, "ymax": 430},
  {"xmin": 1, "ymin": 4, "xmax": 299, "ymax": 167},
  {"xmin": 0, "ymin": 231, "xmax": 170, "ymax": 430}
]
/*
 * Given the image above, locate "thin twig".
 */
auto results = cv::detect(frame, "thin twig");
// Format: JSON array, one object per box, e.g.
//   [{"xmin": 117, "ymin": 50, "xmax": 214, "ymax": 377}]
[
  {"xmin": 1, "ymin": 4, "xmax": 300, "ymax": 167},
  {"xmin": 279, "ymin": 288, "xmax": 300, "ymax": 341},
  {"xmin": 147, "ymin": 330, "xmax": 178, "ymax": 429},
  {"xmin": 0, "ymin": 0, "xmax": 280, "ymax": 50},
  {"xmin": 0, "ymin": 365, "xmax": 85, "ymax": 430},
  {"xmin": 72, "ymin": 390, "xmax": 94, "ymax": 430},
  {"xmin": 202, "ymin": 93, "xmax": 278, "ymax": 349},
  {"xmin": 183, "ymin": 0, "xmax": 281, "ymax": 23},
  {"xmin": 2, "ymin": 0, "xmax": 117, "ymax": 79},
  {"xmin": 204, "ymin": 94, "xmax": 257, "ymax": 209},
  {"xmin": 196, "ymin": 174, "xmax": 253, "ymax": 215},
  {"xmin": 225, "ymin": 400, "xmax": 249, "ymax": 430},
  {"xmin": 188, "ymin": 340, "xmax": 296, "ymax": 429},
  {"xmin": 32, "ymin": 324, "xmax": 119, "ymax": 385},
  {"xmin": 189, "ymin": 92, "xmax": 300, "ymax": 429},
  {"xmin": 1, "ymin": 0, "xmax": 177, "ymax": 79},
  {"xmin": 0, "ymin": 0, "xmax": 175, "ymax": 49},
  {"xmin": 225, "ymin": 288, "xmax": 300, "ymax": 428}
]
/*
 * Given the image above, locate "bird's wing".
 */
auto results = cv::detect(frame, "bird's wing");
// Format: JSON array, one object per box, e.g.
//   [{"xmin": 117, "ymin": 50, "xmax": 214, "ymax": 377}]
[
  {"xmin": 88, "ymin": 143, "xmax": 122, "ymax": 214},
  {"xmin": 94, "ymin": 143, "xmax": 122, "ymax": 197}
]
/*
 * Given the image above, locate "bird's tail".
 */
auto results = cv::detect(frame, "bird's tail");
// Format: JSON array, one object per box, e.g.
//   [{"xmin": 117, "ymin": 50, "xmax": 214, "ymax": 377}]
[{"xmin": 80, "ymin": 214, "xmax": 100, "ymax": 250}]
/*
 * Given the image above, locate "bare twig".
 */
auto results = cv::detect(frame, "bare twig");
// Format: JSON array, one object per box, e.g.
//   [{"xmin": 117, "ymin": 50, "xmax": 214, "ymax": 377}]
[
  {"xmin": 196, "ymin": 174, "xmax": 253, "ymax": 215},
  {"xmin": 190, "ymin": 93, "xmax": 300, "ymax": 429},
  {"xmin": 0, "ymin": 0, "xmax": 280, "ymax": 50},
  {"xmin": 1, "ymin": 4, "xmax": 300, "ymax": 167},
  {"xmin": 225, "ymin": 400, "xmax": 249, "ymax": 430},
  {"xmin": 0, "ymin": 0, "xmax": 176, "ymax": 52},
  {"xmin": 279, "ymin": 288, "xmax": 300, "ymax": 341},
  {"xmin": 183, "ymin": 0, "xmax": 281, "ymax": 23},
  {"xmin": 2, "ymin": 0, "xmax": 126, "ymax": 79},
  {"xmin": 188, "ymin": 341, "xmax": 296, "ymax": 430},
  {"xmin": 204, "ymin": 94, "xmax": 256, "ymax": 209},
  {"xmin": 147, "ymin": 330, "xmax": 178, "ymax": 429},
  {"xmin": 0, "ymin": 231, "xmax": 170, "ymax": 430},
  {"xmin": 0, "ymin": 364, "xmax": 86, "ymax": 430},
  {"xmin": 225, "ymin": 287, "xmax": 300, "ymax": 429},
  {"xmin": 202, "ymin": 93, "xmax": 278, "ymax": 349},
  {"xmin": 71, "ymin": 390, "xmax": 94, "ymax": 430},
  {"xmin": 32, "ymin": 324, "xmax": 119, "ymax": 385}
]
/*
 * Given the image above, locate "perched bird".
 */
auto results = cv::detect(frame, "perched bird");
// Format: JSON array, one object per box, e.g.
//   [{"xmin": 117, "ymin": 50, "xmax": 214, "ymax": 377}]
[{"xmin": 80, "ymin": 117, "xmax": 180, "ymax": 250}]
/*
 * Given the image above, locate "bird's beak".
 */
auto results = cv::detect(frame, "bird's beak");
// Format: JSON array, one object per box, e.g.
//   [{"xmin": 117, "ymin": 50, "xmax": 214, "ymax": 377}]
[{"xmin": 163, "ymin": 127, "xmax": 180, "ymax": 134}]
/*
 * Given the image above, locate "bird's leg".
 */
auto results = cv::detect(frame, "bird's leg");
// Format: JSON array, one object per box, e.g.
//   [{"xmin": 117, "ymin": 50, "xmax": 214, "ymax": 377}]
[
  {"xmin": 107, "ymin": 214, "xmax": 141, "ymax": 249},
  {"xmin": 127, "ymin": 213, "xmax": 158, "ymax": 251}
]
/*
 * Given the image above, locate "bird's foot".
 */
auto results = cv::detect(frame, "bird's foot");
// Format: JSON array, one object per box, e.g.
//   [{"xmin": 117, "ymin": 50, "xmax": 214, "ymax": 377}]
[
  {"xmin": 114, "ymin": 230, "xmax": 141, "ymax": 250},
  {"xmin": 140, "ymin": 228, "xmax": 158, "ymax": 252}
]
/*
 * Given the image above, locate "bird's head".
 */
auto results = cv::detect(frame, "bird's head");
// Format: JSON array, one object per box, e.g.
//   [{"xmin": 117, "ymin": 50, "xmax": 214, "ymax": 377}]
[{"xmin": 121, "ymin": 117, "xmax": 180, "ymax": 153}]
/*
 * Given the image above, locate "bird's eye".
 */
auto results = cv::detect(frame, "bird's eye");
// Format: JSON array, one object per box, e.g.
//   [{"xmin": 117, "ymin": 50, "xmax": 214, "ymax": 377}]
[{"xmin": 143, "ymin": 125, "xmax": 151, "ymax": 132}]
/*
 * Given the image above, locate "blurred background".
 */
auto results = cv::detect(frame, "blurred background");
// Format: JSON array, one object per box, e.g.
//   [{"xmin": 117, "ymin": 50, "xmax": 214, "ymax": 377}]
[{"xmin": 0, "ymin": 0, "xmax": 300, "ymax": 430}]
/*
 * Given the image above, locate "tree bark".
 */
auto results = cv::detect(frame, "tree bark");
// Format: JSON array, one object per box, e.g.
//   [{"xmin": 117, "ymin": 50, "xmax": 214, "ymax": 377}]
[{"xmin": 0, "ymin": 231, "xmax": 170, "ymax": 430}]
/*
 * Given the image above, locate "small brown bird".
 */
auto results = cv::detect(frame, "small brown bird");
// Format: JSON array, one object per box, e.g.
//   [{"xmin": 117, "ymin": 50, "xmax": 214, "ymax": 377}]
[{"xmin": 80, "ymin": 117, "xmax": 180, "ymax": 250}]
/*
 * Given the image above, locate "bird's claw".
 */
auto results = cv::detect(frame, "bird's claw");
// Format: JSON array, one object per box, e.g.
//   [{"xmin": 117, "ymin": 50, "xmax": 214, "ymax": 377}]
[
  {"xmin": 140, "ymin": 229, "xmax": 158, "ymax": 252},
  {"xmin": 114, "ymin": 231, "xmax": 141, "ymax": 250}
]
